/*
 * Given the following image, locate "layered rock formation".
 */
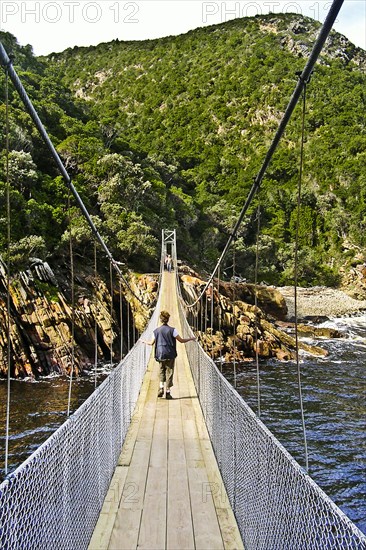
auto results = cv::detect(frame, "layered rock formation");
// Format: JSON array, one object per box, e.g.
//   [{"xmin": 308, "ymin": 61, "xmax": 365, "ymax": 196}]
[
  {"xmin": 0, "ymin": 258, "xmax": 157, "ymax": 379},
  {"xmin": 341, "ymin": 263, "xmax": 366, "ymax": 301},
  {"xmin": 180, "ymin": 273, "xmax": 328, "ymax": 362},
  {"xmin": 2, "ymin": 257, "xmax": 352, "ymax": 378}
]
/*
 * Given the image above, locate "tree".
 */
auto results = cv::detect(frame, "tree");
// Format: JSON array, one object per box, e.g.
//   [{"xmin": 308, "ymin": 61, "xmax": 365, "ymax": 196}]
[{"xmin": 8, "ymin": 150, "xmax": 38, "ymax": 200}]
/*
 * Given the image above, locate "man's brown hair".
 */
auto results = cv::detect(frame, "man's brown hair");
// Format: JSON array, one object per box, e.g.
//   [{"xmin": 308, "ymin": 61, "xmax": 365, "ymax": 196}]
[{"xmin": 160, "ymin": 310, "xmax": 170, "ymax": 323}]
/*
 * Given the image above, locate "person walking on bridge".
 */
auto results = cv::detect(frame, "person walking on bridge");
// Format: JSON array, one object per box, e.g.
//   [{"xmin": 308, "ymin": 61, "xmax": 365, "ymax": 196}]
[
  {"xmin": 144, "ymin": 310, "xmax": 195, "ymax": 399},
  {"xmin": 165, "ymin": 254, "xmax": 172, "ymax": 272}
]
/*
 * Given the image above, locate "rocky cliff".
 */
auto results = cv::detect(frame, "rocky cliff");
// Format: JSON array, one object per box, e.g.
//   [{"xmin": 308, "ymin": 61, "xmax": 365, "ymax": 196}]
[
  {"xmin": 341, "ymin": 263, "xmax": 366, "ymax": 301},
  {"xmin": 3, "ymin": 256, "xmax": 353, "ymax": 378},
  {"xmin": 0, "ymin": 258, "xmax": 157, "ymax": 379},
  {"xmin": 180, "ymin": 272, "xmax": 328, "ymax": 362}
]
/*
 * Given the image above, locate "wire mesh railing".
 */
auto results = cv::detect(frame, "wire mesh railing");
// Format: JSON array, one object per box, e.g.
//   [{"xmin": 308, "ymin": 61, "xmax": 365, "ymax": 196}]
[
  {"xmin": 0, "ymin": 296, "xmax": 160, "ymax": 549},
  {"xmin": 177, "ymin": 292, "xmax": 366, "ymax": 550}
]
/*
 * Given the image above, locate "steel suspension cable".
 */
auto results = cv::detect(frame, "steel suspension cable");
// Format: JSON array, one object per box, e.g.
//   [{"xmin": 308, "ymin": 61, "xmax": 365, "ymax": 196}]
[
  {"xmin": 127, "ymin": 300, "xmax": 131, "ymax": 353},
  {"xmin": 232, "ymin": 244, "xmax": 237, "ymax": 389},
  {"xmin": 218, "ymin": 265, "xmax": 222, "ymax": 370},
  {"xmin": 180, "ymin": 0, "xmax": 344, "ymax": 310},
  {"xmin": 4, "ymin": 68, "xmax": 11, "ymax": 475},
  {"xmin": 210, "ymin": 282, "xmax": 214, "ymax": 358},
  {"xmin": 0, "ymin": 42, "xmax": 145, "ymax": 308},
  {"xmin": 200, "ymin": 295, "xmax": 204, "ymax": 335},
  {"xmin": 109, "ymin": 261, "xmax": 114, "ymax": 367},
  {"xmin": 294, "ymin": 84, "xmax": 309, "ymax": 472},
  {"xmin": 204, "ymin": 290, "xmax": 208, "ymax": 334},
  {"xmin": 119, "ymin": 279, "xmax": 124, "ymax": 361}
]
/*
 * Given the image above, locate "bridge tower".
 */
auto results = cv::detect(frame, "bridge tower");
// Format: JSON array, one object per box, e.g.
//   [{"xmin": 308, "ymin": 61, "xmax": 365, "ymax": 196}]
[{"xmin": 161, "ymin": 229, "xmax": 177, "ymax": 267}]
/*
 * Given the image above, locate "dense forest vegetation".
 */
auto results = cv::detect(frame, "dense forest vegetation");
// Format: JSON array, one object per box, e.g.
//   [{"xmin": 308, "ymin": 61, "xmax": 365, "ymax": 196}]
[{"xmin": 0, "ymin": 14, "xmax": 365, "ymax": 285}]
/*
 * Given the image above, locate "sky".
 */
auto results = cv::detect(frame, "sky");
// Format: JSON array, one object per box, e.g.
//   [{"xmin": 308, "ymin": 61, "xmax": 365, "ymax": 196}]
[{"xmin": 0, "ymin": 0, "xmax": 365, "ymax": 56}]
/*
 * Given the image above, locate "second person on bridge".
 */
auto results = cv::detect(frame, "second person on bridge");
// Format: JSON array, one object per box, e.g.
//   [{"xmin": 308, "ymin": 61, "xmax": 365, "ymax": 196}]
[{"xmin": 144, "ymin": 310, "xmax": 195, "ymax": 399}]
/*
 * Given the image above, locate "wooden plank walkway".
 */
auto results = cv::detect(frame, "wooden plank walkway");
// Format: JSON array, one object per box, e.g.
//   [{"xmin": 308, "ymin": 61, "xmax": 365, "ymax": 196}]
[{"xmin": 89, "ymin": 272, "xmax": 243, "ymax": 550}]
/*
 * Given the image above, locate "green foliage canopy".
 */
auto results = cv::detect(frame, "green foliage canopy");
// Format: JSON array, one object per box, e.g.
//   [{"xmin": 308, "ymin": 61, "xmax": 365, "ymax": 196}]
[{"xmin": 1, "ymin": 13, "xmax": 365, "ymax": 284}]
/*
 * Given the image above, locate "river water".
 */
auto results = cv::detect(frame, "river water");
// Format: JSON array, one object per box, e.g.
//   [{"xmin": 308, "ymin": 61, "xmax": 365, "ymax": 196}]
[
  {"xmin": 221, "ymin": 314, "xmax": 366, "ymax": 535},
  {"xmin": 0, "ymin": 317, "xmax": 365, "ymax": 535}
]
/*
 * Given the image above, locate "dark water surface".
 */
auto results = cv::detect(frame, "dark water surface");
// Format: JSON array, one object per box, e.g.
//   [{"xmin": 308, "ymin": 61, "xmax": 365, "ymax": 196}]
[
  {"xmin": 221, "ymin": 315, "xmax": 366, "ymax": 535},
  {"xmin": 0, "ymin": 316, "xmax": 365, "ymax": 536}
]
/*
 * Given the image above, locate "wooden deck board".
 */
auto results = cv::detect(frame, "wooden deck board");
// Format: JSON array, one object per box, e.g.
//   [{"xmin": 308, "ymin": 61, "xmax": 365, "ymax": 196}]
[
  {"xmin": 167, "ymin": 456, "xmax": 195, "ymax": 549},
  {"xmin": 138, "ymin": 465, "xmax": 167, "ymax": 549},
  {"xmin": 187, "ymin": 462, "xmax": 224, "ymax": 550},
  {"xmin": 88, "ymin": 272, "xmax": 243, "ymax": 550}
]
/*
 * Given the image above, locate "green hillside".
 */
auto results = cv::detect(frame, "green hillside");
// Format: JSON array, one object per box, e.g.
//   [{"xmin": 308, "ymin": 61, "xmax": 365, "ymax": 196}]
[{"xmin": 1, "ymin": 14, "xmax": 365, "ymax": 284}]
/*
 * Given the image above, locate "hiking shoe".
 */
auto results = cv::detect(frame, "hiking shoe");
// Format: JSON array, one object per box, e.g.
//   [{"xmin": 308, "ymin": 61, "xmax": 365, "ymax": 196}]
[
  {"xmin": 158, "ymin": 388, "xmax": 164, "ymax": 398},
  {"xmin": 165, "ymin": 392, "xmax": 173, "ymax": 400}
]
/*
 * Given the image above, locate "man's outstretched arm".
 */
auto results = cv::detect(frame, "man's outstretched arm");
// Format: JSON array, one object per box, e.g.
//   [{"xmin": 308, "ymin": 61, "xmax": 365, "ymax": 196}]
[
  {"xmin": 175, "ymin": 335, "xmax": 196, "ymax": 344},
  {"xmin": 142, "ymin": 337, "xmax": 155, "ymax": 346}
]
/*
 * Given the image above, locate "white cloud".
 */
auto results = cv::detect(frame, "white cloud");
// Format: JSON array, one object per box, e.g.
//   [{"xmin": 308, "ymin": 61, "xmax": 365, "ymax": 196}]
[{"xmin": 0, "ymin": 0, "xmax": 364, "ymax": 55}]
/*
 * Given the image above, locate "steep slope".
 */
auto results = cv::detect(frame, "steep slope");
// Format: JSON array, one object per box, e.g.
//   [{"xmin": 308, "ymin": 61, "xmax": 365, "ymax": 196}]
[
  {"xmin": 46, "ymin": 13, "xmax": 366, "ymax": 284},
  {"xmin": 1, "ymin": 13, "xmax": 366, "ymax": 285}
]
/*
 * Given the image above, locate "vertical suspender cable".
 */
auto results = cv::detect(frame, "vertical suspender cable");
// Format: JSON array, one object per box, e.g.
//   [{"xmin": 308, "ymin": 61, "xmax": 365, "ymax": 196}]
[
  {"xmin": 4, "ymin": 68, "xmax": 11, "ymax": 475},
  {"xmin": 232, "ymin": 245, "xmax": 237, "ymax": 389},
  {"xmin": 119, "ymin": 279, "xmax": 124, "ymax": 361},
  {"xmin": 210, "ymin": 282, "xmax": 214, "ymax": 358},
  {"xmin": 127, "ymin": 300, "xmax": 131, "ymax": 352},
  {"xmin": 294, "ymin": 83, "xmax": 309, "ymax": 472},
  {"xmin": 204, "ymin": 290, "xmax": 208, "ymax": 334},
  {"xmin": 218, "ymin": 265, "xmax": 222, "ymax": 370},
  {"xmin": 196, "ymin": 296, "xmax": 199, "ymax": 334},
  {"xmin": 109, "ymin": 261, "xmax": 114, "ymax": 367},
  {"xmin": 94, "ymin": 243, "xmax": 98, "ymax": 389},
  {"xmin": 67, "ymin": 194, "xmax": 75, "ymax": 417},
  {"xmin": 200, "ymin": 295, "xmax": 204, "ymax": 335},
  {"xmin": 254, "ymin": 204, "xmax": 261, "ymax": 418}
]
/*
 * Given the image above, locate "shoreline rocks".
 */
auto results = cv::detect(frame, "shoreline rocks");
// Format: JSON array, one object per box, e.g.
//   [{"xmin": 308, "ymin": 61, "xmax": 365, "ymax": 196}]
[
  {"xmin": 180, "ymin": 274, "xmax": 327, "ymax": 362},
  {"xmin": 3, "ymin": 257, "xmax": 365, "ymax": 377},
  {"xmin": 278, "ymin": 286, "xmax": 366, "ymax": 319}
]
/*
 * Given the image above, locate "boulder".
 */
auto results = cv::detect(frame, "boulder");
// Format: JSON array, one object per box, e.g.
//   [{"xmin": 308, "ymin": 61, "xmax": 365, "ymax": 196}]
[{"xmin": 297, "ymin": 324, "xmax": 343, "ymax": 339}]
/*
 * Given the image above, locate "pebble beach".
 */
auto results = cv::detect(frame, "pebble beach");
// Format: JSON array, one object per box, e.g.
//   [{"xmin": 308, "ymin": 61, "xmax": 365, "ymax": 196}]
[{"xmin": 278, "ymin": 286, "xmax": 366, "ymax": 319}]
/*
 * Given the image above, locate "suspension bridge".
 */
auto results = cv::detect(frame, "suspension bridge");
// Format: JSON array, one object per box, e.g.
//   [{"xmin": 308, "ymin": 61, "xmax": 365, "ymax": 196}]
[
  {"xmin": 1, "ymin": 0, "xmax": 366, "ymax": 547},
  {"xmin": 89, "ymin": 266, "xmax": 243, "ymax": 550},
  {"xmin": 1, "ymin": 233, "xmax": 366, "ymax": 549}
]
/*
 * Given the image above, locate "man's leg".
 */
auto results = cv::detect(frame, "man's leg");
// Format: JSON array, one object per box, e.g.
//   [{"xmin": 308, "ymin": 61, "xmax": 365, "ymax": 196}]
[
  {"xmin": 158, "ymin": 361, "xmax": 166, "ymax": 397},
  {"xmin": 165, "ymin": 359, "xmax": 175, "ymax": 399}
]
